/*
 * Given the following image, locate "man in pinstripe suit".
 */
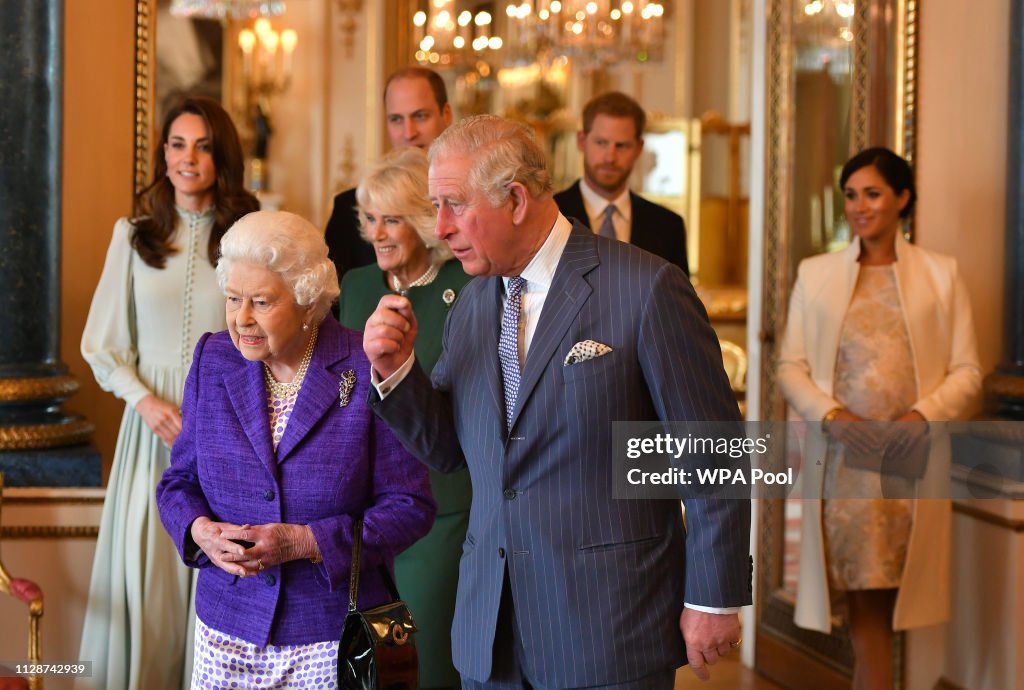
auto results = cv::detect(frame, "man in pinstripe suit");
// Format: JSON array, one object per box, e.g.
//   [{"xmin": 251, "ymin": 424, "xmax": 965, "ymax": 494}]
[{"xmin": 364, "ymin": 115, "xmax": 751, "ymax": 689}]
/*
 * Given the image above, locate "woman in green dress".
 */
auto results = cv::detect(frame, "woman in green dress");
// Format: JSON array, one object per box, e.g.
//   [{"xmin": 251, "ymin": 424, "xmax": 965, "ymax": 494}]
[{"xmin": 338, "ymin": 145, "xmax": 471, "ymax": 689}]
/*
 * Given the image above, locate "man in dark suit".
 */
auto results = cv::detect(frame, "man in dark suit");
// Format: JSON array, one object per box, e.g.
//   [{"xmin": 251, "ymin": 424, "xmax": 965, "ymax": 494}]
[
  {"xmin": 323, "ymin": 66, "xmax": 452, "ymax": 297},
  {"xmin": 363, "ymin": 115, "xmax": 750, "ymax": 688},
  {"xmin": 554, "ymin": 91, "xmax": 690, "ymax": 274}
]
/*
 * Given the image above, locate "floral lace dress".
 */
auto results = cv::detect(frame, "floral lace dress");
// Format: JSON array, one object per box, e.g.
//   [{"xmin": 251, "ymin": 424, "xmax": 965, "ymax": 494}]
[{"xmin": 823, "ymin": 265, "xmax": 915, "ymax": 591}]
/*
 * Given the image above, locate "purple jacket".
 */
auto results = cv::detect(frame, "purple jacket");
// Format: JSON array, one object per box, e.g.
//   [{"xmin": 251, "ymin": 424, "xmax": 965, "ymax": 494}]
[{"xmin": 156, "ymin": 317, "xmax": 435, "ymax": 646}]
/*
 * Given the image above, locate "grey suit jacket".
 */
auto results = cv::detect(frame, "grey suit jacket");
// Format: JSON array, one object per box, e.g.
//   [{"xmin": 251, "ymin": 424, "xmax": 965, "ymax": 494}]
[{"xmin": 371, "ymin": 221, "xmax": 750, "ymax": 686}]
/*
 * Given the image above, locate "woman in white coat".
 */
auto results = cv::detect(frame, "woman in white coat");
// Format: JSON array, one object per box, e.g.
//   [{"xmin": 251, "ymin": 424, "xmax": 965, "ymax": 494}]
[{"xmin": 778, "ymin": 147, "xmax": 981, "ymax": 689}]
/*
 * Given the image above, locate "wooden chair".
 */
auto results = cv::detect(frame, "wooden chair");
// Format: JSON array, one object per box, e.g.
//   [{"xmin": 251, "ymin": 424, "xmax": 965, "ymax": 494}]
[
  {"xmin": 719, "ymin": 339, "xmax": 748, "ymax": 394},
  {"xmin": 0, "ymin": 472, "xmax": 43, "ymax": 690}
]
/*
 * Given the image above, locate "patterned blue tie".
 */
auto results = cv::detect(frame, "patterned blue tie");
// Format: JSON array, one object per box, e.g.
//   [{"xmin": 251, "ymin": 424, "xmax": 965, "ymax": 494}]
[
  {"xmin": 498, "ymin": 276, "xmax": 526, "ymax": 429},
  {"xmin": 598, "ymin": 204, "xmax": 617, "ymax": 239}
]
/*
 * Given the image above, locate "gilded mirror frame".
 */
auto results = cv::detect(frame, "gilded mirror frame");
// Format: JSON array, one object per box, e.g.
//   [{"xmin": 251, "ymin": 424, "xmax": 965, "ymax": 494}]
[
  {"xmin": 134, "ymin": 0, "xmax": 157, "ymax": 195},
  {"xmin": 132, "ymin": 0, "xmax": 237, "ymax": 195},
  {"xmin": 757, "ymin": 0, "xmax": 918, "ymax": 686}
]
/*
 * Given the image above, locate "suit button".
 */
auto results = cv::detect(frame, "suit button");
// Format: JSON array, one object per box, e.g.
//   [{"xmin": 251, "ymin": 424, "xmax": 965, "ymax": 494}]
[
  {"xmin": 498, "ymin": 548, "xmax": 506, "ymax": 558},
  {"xmin": 503, "ymin": 489, "xmax": 516, "ymax": 500},
  {"xmin": 263, "ymin": 489, "xmax": 275, "ymax": 501},
  {"xmin": 263, "ymin": 573, "xmax": 277, "ymax": 586}
]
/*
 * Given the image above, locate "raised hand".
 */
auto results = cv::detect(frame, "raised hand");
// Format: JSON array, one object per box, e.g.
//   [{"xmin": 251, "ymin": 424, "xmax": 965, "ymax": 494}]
[{"xmin": 363, "ymin": 294, "xmax": 419, "ymax": 380}]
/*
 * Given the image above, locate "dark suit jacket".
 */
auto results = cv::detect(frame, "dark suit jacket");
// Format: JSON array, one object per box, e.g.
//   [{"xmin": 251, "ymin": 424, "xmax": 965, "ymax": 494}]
[
  {"xmin": 554, "ymin": 179, "xmax": 690, "ymax": 275},
  {"xmin": 156, "ymin": 318, "xmax": 435, "ymax": 646},
  {"xmin": 371, "ymin": 221, "xmax": 750, "ymax": 686},
  {"xmin": 324, "ymin": 187, "xmax": 377, "ymax": 301}
]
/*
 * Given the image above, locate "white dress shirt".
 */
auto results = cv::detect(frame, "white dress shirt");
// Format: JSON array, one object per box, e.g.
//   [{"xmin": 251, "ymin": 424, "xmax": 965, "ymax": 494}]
[{"xmin": 579, "ymin": 178, "xmax": 632, "ymax": 243}]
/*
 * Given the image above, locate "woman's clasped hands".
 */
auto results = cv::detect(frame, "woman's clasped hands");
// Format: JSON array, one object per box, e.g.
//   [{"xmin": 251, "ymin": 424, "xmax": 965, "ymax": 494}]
[
  {"xmin": 825, "ymin": 408, "xmax": 929, "ymax": 458},
  {"xmin": 190, "ymin": 516, "xmax": 318, "ymax": 578}
]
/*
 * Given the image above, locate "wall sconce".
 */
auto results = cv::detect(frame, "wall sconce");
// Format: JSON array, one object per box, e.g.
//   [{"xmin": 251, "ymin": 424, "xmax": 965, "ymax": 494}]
[{"xmin": 236, "ymin": 18, "xmax": 297, "ymax": 195}]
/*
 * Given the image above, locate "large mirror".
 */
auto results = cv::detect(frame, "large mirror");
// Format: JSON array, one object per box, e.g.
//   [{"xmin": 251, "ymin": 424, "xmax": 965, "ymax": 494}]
[
  {"xmin": 134, "ymin": 0, "xmax": 304, "ymax": 207},
  {"xmin": 757, "ymin": 0, "xmax": 918, "ymax": 687}
]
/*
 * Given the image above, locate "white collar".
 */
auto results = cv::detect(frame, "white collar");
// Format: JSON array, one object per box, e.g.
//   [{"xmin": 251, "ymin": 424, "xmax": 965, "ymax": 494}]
[
  {"xmin": 502, "ymin": 213, "xmax": 573, "ymax": 294},
  {"xmin": 579, "ymin": 178, "xmax": 632, "ymax": 223}
]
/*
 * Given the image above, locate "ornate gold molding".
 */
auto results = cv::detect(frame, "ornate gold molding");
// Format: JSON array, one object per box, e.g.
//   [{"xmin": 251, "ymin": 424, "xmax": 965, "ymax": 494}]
[
  {"xmin": 134, "ymin": 0, "xmax": 156, "ymax": 195},
  {"xmin": 900, "ymin": 0, "xmax": 919, "ymax": 165},
  {"xmin": 335, "ymin": 0, "xmax": 363, "ymax": 60},
  {"xmin": 0, "ymin": 376, "xmax": 79, "ymax": 402},
  {"xmin": 0, "ymin": 525, "xmax": 99, "ymax": 540},
  {"xmin": 335, "ymin": 133, "xmax": 358, "ymax": 192},
  {"xmin": 759, "ymin": 0, "xmax": 792, "ymax": 424},
  {"xmin": 0, "ymin": 421, "xmax": 95, "ymax": 450},
  {"xmin": 850, "ymin": 0, "xmax": 870, "ymax": 154}
]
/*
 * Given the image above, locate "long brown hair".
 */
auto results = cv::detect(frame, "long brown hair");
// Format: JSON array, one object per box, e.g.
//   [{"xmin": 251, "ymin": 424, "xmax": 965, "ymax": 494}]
[{"xmin": 132, "ymin": 96, "xmax": 259, "ymax": 268}]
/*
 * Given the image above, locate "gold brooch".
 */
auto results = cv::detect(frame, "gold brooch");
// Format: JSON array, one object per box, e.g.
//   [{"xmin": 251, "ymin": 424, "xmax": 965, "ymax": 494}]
[
  {"xmin": 339, "ymin": 370, "xmax": 356, "ymax": 407},
  {"xmin": 442, "ymin": 288, "xmax": 456, "ymax": 306}
]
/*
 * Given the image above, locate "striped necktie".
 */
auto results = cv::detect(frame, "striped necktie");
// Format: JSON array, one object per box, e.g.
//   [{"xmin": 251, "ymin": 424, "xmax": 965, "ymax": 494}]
[
  {"xmin": 498, "ymin": 276, "xmax": 526, "ymax": 429},
  {"xmin": 598, "ymin": 204, "xmax": 617, "ymax": 239}
]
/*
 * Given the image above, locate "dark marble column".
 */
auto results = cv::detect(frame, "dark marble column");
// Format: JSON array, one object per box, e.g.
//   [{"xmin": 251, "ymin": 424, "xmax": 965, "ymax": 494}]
[
  {"xmin": 986, "ymin": 0, "xmax": 1024, "ymax": 420},
  {"xmin": 0, "ymin": 0, "xmax": 99, "ymax": 485}
]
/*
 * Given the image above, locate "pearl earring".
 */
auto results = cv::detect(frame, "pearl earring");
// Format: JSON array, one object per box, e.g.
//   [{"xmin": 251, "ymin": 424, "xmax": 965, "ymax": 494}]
[{"xmin": 303, "ymin": 323, "xmax": 309, "ymax": 332}]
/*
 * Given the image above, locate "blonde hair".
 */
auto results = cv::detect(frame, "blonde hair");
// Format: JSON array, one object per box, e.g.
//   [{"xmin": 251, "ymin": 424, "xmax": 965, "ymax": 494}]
[
  {"xmin": 356, "ymin": 147, "xmax": 452, "ymax": 266},
  {"xmin": 429, "ymin": 115, "xmax": 552, "ymax": 207},
  {"xmin": 216, "ymin": 210, "xmax": 339, "ymax": 322}
]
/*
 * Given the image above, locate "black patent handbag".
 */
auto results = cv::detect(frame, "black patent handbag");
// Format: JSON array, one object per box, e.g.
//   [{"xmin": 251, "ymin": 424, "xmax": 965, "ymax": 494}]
[{"xmin": 338, "ymin": 518, "xmax": 419, "ymax": 690}]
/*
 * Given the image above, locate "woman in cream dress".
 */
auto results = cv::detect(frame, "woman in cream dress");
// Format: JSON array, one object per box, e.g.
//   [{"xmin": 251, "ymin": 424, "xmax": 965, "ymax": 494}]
[
  {"xmin": 77, "ymin": 96, "xmax": 258, "ymax": 690},
  {"xmin": 778, "ymin": 148, "xmax": 981, "ymax": 689}
]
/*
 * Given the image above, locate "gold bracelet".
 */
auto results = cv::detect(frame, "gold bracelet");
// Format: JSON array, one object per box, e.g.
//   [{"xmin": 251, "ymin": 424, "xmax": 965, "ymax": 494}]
[{"xmin": 821, "ymin": 407, "xmax": 843, "ymax": 432}]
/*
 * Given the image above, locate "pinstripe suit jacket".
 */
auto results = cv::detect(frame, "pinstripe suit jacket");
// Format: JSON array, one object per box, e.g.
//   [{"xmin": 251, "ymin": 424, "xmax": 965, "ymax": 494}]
[{"xmin": 371, "ymin": 221, "xmax": 750, "ymax": 686}]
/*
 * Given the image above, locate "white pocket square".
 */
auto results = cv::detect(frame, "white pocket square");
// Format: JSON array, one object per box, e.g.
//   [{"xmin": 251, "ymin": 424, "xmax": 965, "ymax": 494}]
[{"xmin": 563, "ymin": 340, "xmax": 613, "ymax": 366}]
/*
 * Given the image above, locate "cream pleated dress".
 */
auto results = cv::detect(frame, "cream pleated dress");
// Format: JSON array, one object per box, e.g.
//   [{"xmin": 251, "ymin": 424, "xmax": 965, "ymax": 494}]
[{"xmin": 77, "ymin": 208, "xmax": 226, "ymax": 690}]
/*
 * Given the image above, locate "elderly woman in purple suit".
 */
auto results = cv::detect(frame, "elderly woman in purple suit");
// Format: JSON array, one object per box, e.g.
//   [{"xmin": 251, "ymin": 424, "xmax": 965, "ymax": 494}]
[{"xmin": 156, "ymin": 210, "xmax": 435, "ymax": 688}]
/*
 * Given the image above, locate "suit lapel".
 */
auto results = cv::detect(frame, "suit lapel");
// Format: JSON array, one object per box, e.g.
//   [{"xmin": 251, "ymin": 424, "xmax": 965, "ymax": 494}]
[
  {"xmin": 224, "ymin": 360, "xmax": 277, "ymax": 481},
  {"xmin": 275, "ymin": 319, "xmax": 350, "ymax": 462},
  {"xmin": 510, "ymin": 223, "xmax": 597, "ymax": 429}
]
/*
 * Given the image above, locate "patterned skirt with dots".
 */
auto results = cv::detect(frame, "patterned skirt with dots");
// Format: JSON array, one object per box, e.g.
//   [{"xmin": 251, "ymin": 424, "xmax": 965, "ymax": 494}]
[{"xmin": 191, "ymin": 618, "xmax": 339, "ymax": 689}]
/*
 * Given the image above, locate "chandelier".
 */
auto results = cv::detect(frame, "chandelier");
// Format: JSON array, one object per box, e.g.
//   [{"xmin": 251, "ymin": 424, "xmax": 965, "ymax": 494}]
[
  {"xmin": 414, "ymin": 1, "xmax": 668, "ymax": 70},
  {"xmin": 794, "ymin": 0, "xmax": 855, "ymax": 73},
  {"xmin": 795, "ymin": 0, "xmax": 855, "ymax": 44},
  {"xmin": 168, "ymin": 0, "xmax": 286, "ymax": 19},
  {"xmin": 505, "ymin": 1, "xmax": 667, "ymax": 67},
  {"xmin": 414, "ymin": 1, "xmax": 502, "ymax": 68}
]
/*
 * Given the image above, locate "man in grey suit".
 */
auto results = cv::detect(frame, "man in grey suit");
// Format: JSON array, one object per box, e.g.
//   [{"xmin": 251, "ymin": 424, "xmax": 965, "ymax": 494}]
[{"xmin": 364, "ymin": 115, "xmax": 750, "ymax": 688}]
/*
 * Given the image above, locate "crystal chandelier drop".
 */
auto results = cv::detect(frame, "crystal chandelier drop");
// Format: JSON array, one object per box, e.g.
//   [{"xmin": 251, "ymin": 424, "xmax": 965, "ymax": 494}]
[
  {"xmin": 414, "ymin": 0, "xmax": 503, "ymax": 68},
  {"xmin": 414, "ymin": 1, "xmax": 668, "ymax": 70},
  {"xmin": 504, "ymin": 1, "xmax": 667, "ymax": 68},
  {"xmin": 168, "ymin": 0, "xmax": 286, "ymax": 19}
]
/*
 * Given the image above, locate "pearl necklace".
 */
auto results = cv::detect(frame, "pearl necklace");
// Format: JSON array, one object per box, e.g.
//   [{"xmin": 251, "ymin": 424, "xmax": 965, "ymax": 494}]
[
  {"xmin": 391, "ymin": 263, "xmax": 441, "ymax": 295},
  {"xmin": 263, "ymin": 324, "xmax": 319, "ymax": 399}
]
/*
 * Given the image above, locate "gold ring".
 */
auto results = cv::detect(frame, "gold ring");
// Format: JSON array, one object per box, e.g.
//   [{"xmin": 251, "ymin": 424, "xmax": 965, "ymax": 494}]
[
  {"xmin": 257, "ymin": 559, "xmax": 264, "ymax": 572},
  {"xmin": 729, "ymin": 639, "xmax": 742, "ymax": 649}
]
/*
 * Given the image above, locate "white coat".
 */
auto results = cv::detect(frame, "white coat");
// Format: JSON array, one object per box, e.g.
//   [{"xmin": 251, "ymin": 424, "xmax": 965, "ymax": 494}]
[{"xmin": 778, "ymin": 236, "xmax": 982, "ymax": 632}]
